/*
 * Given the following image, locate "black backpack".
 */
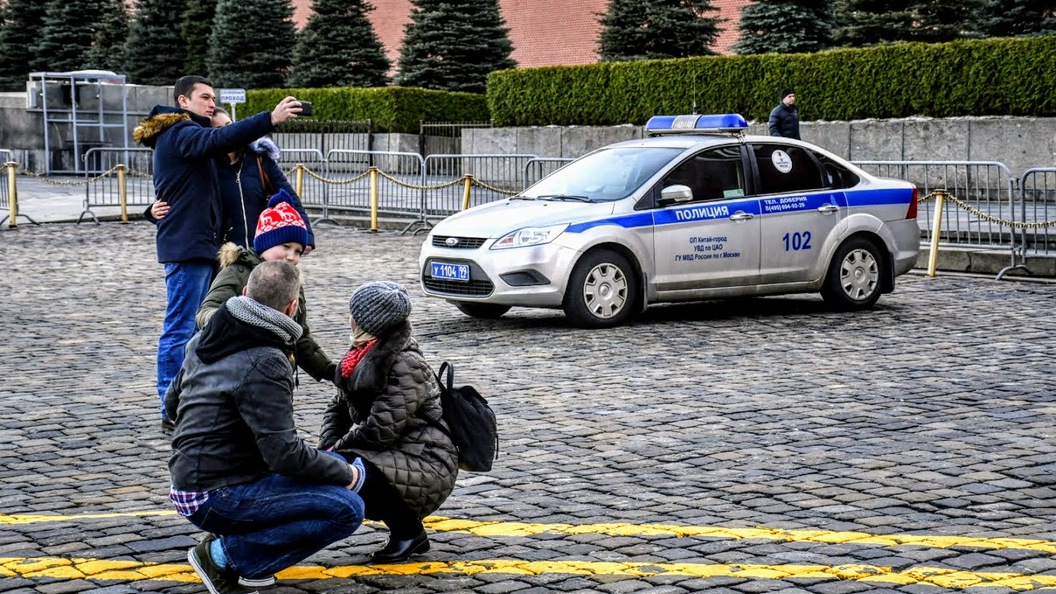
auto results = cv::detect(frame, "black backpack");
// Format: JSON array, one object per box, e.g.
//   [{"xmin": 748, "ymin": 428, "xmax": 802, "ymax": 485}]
[{"xmin": 426, "ymin": 362, "xmax": 498, "ymax": 472}]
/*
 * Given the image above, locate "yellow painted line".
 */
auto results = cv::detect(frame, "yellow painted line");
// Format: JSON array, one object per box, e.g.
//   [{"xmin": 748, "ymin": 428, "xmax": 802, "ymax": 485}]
[
  {"xmin": 4, "ymin": 512, "xmax": 1056, "ymax": 554},
  {"xmin": 0, "ymin": 510, "xmax": 175, "ymax": 524},
  {"xmin": 3, "ymin": 557, "xmax": 1056, "ymax": 590},
  {"xmin": 425, "ymin": 518, "xmax": 1056, "ymax": 554}
]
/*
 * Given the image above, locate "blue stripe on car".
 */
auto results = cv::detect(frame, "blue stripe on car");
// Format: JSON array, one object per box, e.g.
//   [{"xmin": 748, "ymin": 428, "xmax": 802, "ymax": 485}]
[{"xmin": 565, "ymin": 188, "xmax": 909, "ymax": 234}]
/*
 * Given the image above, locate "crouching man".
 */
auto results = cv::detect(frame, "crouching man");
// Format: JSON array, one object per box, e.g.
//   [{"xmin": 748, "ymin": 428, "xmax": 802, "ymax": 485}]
[{"xmin": 166, "ymin": 260, "xmax": 366, "ymax": 594}]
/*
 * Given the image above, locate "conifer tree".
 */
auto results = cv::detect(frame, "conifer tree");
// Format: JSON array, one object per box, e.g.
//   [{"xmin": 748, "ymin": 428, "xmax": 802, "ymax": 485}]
[
  {"xmin": 0, "ymin": 0, "xmax": 48, "ymax": 90},
  {"xmin": 976, "ymin": 0, "xmax": 1056, "ymax": 37},
  {"xmin": 34, "ymin": 0, "xmax": 107, "ymax": 72},
  {"xmin": 84, "ymin": 0, "xmax": 129, "ymax": 72},
  {"xmin": 289, "ymin": 0, "xmax": 390, "ymax": 88},
  {"xmin": 124, "ymin": 0, "xmax": 186, "ymax": 85},
  {"xmin": 834, "ymin": 0, "xmax": 985, "ymax": 46},
  {"xmin": 734, "ymin": 0, "xmax": 835, "ymax": 55},
  {"xmin": 598, "ymin": 0, "xmax": 722, "ymax": 61},
  {"xmin": 207, "ymin": 0, "xmax": 296, "ymax": 88},
  {"xmin": 395, "ymin": 0, "xmax": 515, "ymax": 94},
  {"xmin": 181, "ymin": 0, "xmax": 218, "ymax": 76}
]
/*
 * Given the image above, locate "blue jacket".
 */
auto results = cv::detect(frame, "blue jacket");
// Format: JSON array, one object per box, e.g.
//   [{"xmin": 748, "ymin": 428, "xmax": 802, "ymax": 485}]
[
  {"xmin": 134, "ymin": 107, "xmax": 276, "ymax": 263},
  {"xmin": 215, "ymin": 137, "xmax": 316, "ymax": 250}
]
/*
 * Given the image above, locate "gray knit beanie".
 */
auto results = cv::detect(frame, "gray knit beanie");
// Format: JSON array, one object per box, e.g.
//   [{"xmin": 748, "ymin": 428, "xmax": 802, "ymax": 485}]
[{"xmin": 348, "ymin": 281, "xmax": 411, "ymax": 335}]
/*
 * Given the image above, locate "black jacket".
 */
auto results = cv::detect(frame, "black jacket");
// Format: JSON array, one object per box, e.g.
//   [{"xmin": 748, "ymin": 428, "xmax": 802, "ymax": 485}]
[
  {"xmin": 319, "ymin": 321, "xmax": 458, "ymax": 517},
  {"xmin": 134, "ymin": 107, "xmax": 275, "ymax": 263},
  {"xmin": 166, "ymin": 297, "xmax": 352, "ymax": 491},
  {"xmin": 768, "ymin": 103, "xmax": 800, "ymax": 140}
]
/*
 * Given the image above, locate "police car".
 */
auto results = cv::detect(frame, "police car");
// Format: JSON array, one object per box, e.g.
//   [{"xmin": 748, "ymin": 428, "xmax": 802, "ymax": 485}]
[{"xmin": 419, "ymin": 114, "xmax": 920, "ymax": 328}]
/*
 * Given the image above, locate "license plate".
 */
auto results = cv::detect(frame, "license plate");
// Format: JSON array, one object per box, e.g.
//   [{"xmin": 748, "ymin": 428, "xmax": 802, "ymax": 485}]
[{"xmin": 431, "ymin": 261, "xmax": 470, "ymax": 282}]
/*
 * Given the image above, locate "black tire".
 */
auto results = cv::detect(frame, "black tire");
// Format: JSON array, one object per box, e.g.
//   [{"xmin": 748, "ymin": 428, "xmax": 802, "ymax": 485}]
[
  {"xmin": 821, "ymin": 237, "xmax": 886, "ymax": 310},
  {"xmin": 563, "ymin": 249, "xmax": 637, "ymax": 328},
  {"xmin": 453, "ymin": 302, "xmax": 511, "ymax": 319}
]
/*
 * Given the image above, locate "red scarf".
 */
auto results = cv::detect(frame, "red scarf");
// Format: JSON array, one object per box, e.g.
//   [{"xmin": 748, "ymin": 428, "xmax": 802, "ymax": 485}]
[{"xmin": 339, "ymin": 339, "xmax": 377, "ymax": 379}]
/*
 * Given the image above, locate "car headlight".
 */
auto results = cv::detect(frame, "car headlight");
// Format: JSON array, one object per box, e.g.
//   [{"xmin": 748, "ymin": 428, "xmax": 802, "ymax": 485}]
[{"xmin": 491, "ymin": 224, "xmax": 568, "ymax": 249}]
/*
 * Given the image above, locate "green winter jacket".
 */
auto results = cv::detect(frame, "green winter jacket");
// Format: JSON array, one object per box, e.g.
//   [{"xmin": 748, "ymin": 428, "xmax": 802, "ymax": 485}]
[{"xmin": 195, "ymin": 242, "xmax": 335, "ymax": 382}]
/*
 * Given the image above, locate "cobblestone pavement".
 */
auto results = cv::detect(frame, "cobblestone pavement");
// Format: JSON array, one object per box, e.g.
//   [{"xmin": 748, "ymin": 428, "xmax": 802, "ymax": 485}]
[{"xmin": 2, "ymin": 222, "xmax": 1056, "ymax": 594}]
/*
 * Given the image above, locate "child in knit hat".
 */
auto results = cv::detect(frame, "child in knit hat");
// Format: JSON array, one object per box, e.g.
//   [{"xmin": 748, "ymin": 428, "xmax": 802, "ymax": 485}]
[{"xmin": 196, "ymin": 189, "xmax": 337, "ymax": 383}]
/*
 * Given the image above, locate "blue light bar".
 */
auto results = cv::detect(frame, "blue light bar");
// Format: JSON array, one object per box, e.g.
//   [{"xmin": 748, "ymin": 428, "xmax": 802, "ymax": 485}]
[{"xmin": 645, "ymin": 113, "xmax": 748, "ymax": 135}]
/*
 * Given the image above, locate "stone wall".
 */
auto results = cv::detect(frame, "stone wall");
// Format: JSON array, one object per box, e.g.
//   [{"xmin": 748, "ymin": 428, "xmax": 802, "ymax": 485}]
[
  {"xmin": 463, "ymin": 117, "xmax": 1056, "ymax": 178},
  {"xmin": 2, "ymin": 81, "xmax": 1055, "ymax": 177}
]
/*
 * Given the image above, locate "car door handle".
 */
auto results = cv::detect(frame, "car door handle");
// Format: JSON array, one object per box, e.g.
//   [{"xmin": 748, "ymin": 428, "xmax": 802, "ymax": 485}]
[
  {"xmin": 817, "ymin": 204, "xmax": 839, "ymax": 214},
  {"xmin": 729, "ymin": 212, "xmax": 754, "ymax": 221}
]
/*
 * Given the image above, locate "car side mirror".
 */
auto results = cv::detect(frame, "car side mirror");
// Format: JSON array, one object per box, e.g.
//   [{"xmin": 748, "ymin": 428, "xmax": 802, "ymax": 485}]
[{"xmin": 659, "ymin": 184, "xmax": 693, "ymax": 205}]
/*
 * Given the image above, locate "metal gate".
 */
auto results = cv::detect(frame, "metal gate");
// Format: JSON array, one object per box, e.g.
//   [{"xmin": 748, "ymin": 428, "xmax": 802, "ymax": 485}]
[
  {"xmin": 272, "ymin": 119, "xmax": 373, "ymax": 158},
  {"xmin": 419, "ymin": 121, "xmax": 492, "ymax": 159}
]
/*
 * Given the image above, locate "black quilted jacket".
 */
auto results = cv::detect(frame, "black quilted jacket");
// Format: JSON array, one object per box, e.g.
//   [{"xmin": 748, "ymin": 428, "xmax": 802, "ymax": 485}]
[{"xmin": 319, "ymin": 321, "xmax": 458, "ymax": 517}]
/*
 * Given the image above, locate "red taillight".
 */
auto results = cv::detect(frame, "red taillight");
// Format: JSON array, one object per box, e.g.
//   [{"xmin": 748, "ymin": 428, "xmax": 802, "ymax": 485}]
[{"xmin": 907, "ymin": 185, "xmax": 918, "ymax": 219}]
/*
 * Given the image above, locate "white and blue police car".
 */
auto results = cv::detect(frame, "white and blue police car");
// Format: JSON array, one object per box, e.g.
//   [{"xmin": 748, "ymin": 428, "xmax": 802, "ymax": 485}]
[{"xmin": 419, "ymin": 114, "xmax": 920, "ymax": 328}]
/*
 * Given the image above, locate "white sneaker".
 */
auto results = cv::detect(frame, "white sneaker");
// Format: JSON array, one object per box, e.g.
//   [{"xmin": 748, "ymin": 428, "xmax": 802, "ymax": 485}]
[{"xmin": 238, "ymin": 575, "xmax": 276, "ymax": 588}]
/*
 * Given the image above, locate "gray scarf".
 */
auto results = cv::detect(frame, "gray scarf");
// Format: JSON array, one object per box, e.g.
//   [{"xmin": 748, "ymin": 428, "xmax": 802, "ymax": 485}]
[{"xmin": 226, "ymin": 296, "xmax": 303, "ymax": 343}]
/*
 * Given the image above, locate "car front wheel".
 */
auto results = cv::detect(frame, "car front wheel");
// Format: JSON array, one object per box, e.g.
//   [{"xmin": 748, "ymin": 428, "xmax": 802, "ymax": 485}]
[
  {"xmin": 563, "ymin": 249, "xmax": 637, "ymax": 328},
  {"xmin": 821, "ymin": 237, "xmax": 885, "ymax": 310}
]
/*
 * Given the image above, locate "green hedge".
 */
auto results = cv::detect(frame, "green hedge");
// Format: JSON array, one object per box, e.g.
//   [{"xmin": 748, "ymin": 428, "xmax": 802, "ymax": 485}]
[
  {"xmin": 242, "ymin": 86, "xmax": 490, "ymax": 133},
  {"xmin": 486, "ymin": 35, "xmax": 1056, "ymax": 126}
]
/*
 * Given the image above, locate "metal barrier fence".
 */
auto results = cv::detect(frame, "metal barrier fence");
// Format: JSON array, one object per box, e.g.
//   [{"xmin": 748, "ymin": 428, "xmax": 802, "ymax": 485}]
[
  {"xmin": 14, "ymin": 148, "xmax": 1056, "ymax": 272},
  {"xmin": 1018, "ymin": 168, "xmax": 1056, "ymax": 260},
  {"xmin": 0, "ymin": 149, "xmax": 11, "ymax": 214},
  {"xmin": 525, "ymin": 157, "xmax": 574, "ymax": 186},
  {"xmin": 422, "ymin": 154, "xmax": 538, "ymax": 220},
  {"xmin": 853, "ymin": 160, "xmax": 1018, "ymax": 251},
  {"xmin": 312, "ymin": 150, "xmax": 428, "ymax": 232},
  {"xmin": 81, "ymin": 148, "xmax": 155, "ymax": 223}
]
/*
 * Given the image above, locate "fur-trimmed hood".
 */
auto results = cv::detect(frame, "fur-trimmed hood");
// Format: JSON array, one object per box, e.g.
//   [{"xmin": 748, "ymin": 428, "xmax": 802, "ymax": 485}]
[
  {"xmin": 133, "ymin": 106, "xmax": 211, "ymax": 148},
  {"xmin": 217, "ymin": 241, "xmax": 261, "ymax": 269},
  {"xmin": 248, "ymin": 136, "xmax": 281, "ymax": 161}
]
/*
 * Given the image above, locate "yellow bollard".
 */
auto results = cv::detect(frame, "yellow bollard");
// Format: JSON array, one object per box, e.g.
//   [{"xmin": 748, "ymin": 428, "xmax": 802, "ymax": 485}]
[
  {"xmin": 295, "ymin": 164, "xmax": 304, "ymax": 198},
  {"xmin": 927, "ymin": 190, "xmax": 946, "ymax": 277},
  {"xmin": 462, "ymin": 175, "xmax": 473, "ymax": 211},
  {"xmin": 6, "ymin": 161, "xmax": 17, "ymax": 229},
  {"xmin": 368, "ymin": 167, "xmax": 379, "ymax": 232},
  {"xmin": 117, "ymin": 164, "xmax": 128, "ymax": 223}
]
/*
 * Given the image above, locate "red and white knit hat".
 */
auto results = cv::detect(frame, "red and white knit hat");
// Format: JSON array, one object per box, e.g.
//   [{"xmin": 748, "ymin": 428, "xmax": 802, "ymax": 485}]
[{"xmin": 254, "ymin": 190, "xmax": 308, "ymax": 254}]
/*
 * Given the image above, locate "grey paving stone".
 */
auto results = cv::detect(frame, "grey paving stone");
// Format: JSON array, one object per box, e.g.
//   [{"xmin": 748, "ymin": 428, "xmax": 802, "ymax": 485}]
[{"xmin": 5, "ymin": 224, "xmax": 1056, "ymax": 593}]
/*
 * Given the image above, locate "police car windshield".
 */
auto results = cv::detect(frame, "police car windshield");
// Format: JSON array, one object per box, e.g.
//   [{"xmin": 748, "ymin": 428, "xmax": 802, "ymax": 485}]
[{"xmin": 523, "ymin": 147, "xmax": 683, "ymax": 203}]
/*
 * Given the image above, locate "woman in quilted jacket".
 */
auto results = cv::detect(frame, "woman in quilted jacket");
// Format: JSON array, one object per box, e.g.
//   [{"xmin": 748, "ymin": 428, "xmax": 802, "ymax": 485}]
[{"xmin": 319, "ymin": 281, "xmax": 459, "ymax": 564}]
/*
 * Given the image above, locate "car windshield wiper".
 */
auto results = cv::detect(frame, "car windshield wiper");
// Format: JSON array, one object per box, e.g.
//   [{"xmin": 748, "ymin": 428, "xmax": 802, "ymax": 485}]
[{"xmin": 535, "ymin": 194, "xmax": 592, "ymax": 203}]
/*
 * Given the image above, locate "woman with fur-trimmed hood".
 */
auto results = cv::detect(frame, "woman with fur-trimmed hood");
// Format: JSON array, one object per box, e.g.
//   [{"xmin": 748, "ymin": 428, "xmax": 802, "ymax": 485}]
[
  {"xmin": 319, "ymin": 282, "xmax": 459, "ymax": 564},
  {"xmin": 211, "ymin": 108, "xmax": 316, "ymax": 252},
  {"xmin": 195, "ymin": 191, "xmax": 335, "ymax": 383}
]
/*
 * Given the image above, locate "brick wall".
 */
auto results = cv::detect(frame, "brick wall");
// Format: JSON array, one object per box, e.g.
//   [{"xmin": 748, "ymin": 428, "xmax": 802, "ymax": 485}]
[{"xmin": 289, "ymin": 0, "xmax": 750, "ymax": 69}]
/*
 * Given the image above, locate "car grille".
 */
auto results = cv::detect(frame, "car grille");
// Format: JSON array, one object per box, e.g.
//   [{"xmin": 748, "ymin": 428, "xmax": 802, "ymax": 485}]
[
  {"xmin": 423, "ymin": 277, "xmax": 494, "ymax": 296},
  {"xmin": 431, "ymin": 236, "xmax": 486, "ymax": 249}
]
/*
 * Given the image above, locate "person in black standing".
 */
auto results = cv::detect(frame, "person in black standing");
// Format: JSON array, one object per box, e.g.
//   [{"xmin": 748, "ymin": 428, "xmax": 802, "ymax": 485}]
[{"xmin": 768, "ymin": 88, "xmax": 800, "ymax": 140}]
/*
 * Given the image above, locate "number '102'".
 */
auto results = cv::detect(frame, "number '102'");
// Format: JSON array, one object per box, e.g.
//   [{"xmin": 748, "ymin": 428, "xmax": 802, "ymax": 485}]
[{"xmin": 782, "ymin": 232, "xmax": 812, "ymax": 251}]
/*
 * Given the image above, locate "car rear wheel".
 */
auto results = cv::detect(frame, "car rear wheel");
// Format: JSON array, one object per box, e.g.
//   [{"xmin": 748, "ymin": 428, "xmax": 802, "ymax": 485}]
[
  {"xmin": 822, "ymin": 237, "xmax": 885, "ymax": 310},
  {"xmin": 563, "ymin": 249, "xmax": 637, "ymax": 328},
  {"xmin": 453, "ymin": 302, "xmax": 511, "ymax": 319}
]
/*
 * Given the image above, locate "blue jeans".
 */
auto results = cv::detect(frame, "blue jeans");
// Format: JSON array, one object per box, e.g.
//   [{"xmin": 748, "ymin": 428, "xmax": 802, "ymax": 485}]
[
  {"xmin": 157, "ymin": 261, "xmax": 214, "ymax": 416},
  {"xmin": 187, "ymin": 473, "xmax": 364, "ymax": 579}
]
